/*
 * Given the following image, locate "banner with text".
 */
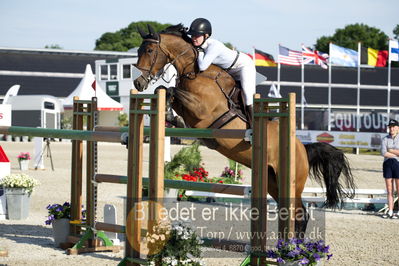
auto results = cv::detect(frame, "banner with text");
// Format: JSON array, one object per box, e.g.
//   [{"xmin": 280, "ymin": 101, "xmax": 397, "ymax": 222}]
[{"xmin": 297, "ymin": 130, "xmax": 387, "ymax": 149}]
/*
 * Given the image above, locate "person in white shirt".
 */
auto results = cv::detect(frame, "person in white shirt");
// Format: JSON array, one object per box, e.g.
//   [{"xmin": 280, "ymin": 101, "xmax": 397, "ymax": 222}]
[
  {"xmin": 187, "ymin": 18, "xmax": 256, "ymax": 127},
  {"xmin": 381, "ymin": 119, "xmax": 399, "ymax": 219}
]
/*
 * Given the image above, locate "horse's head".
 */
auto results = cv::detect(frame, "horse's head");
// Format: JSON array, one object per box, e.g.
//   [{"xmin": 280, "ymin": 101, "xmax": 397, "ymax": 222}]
[{"xmin": 134, "ymin": 25, "xmax": 169, "ymax": 91}]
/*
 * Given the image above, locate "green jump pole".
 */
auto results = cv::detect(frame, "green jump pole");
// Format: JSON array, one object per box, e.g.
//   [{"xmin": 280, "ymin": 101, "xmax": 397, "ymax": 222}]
[
  {"xmin": 95, "ymin": 174, "xmax": 248, "ymax": 196},
  {"xmin": 0, "ymin": 126, "xmax": 121, "ymax": 142},
  {"xmin": 95, "ymin": 126, "xmax": 247, "ymax": 139}
]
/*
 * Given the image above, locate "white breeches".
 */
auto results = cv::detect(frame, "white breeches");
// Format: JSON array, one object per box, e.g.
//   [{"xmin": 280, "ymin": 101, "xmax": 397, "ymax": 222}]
[{"xmin": 227, "ymin": 53, "xmax": 256, "ymax": 106}]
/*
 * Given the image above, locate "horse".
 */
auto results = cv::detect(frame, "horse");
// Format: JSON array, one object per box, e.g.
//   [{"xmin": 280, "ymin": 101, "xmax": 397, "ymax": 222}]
[{"xmin": 133, "ymin": 24, "xmax": 356, "ymax": 235}]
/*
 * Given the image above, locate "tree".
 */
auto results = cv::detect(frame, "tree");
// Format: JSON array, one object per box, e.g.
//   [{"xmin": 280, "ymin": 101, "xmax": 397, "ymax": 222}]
[
  {"xmin": 393, "ymin": 25, "xmax": 399, "ymax": 40},
  {"xmin": 95, "ymin": 21, "xmax": 172, "ymax": 51},
  {"xmin": 315, "ymin": 23, "xmax": 389, "ymax": 53}
]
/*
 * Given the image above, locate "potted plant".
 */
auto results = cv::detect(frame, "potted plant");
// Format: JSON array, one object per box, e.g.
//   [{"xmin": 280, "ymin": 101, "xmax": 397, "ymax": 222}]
[
  {"xmin": 45, "ymin": 202, "xmax": 72, "ymax": 247},
  {"xmin": 17, "ymin": 152, "xmax": 31, "ymax": 171},
  {"xmin": 145, "ymin": 220, "xmax": 204, "ymax": 265},
  {"xmin": 0, "ymin": 173, "xmax": 39, "ymax": 219},
  {"xmin": 265, "ymin": 238, "xmax": 333, "ymax": 265},
  {"xmin": 164, "ymin": 142, "xmax": 202, "ymax": 200}
]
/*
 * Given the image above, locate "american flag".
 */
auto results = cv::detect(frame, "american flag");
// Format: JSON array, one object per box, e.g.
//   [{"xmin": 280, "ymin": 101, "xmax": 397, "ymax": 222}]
[
  {"xmin": 302, "ymin": 45, "xmax": 329, "ymax": 69},
  {"xmin": 278, "ymin": 45, "xmax": 302, "ymax": 66}
]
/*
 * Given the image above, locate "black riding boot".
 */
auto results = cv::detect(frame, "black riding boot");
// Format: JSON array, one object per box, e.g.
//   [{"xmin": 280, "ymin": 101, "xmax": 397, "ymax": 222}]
[{"xmin": 246, "ymin": 105, "xmax": 253, "ymax": 129}]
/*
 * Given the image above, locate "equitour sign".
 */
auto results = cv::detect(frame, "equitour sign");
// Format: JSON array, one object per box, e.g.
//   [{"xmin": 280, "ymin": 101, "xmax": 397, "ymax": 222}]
[{"xmin": 329, "ymin": 111, "xmax": 396, "ymax": 132}]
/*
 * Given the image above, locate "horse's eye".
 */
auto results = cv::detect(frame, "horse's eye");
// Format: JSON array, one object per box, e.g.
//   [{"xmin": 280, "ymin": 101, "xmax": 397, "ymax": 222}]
[{"xmin": 147, "ymin": 48, "xmax": 153, "ymax": 54}]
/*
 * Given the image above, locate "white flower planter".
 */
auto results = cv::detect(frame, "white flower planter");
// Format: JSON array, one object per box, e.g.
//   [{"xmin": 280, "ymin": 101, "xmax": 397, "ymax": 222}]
[
  {"xmin": 5, "ymin": 188, "xmax": 31, "ymax": 220},
  {"xmin": 52, "ymin": 218, "xmax": 70, "ymax": 247},
  {"xmin": 164, "ymin": 188, "xmax": 178, "ymax": 200},
  {"xmin": 18, "ymin": 160, "xmax": 29, "ymax": 171}
]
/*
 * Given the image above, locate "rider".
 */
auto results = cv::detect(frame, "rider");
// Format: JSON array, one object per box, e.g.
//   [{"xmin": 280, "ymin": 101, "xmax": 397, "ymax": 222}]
[{"xmin": 187, "ymin": 18, "xmax": 256, "ymax": 127}]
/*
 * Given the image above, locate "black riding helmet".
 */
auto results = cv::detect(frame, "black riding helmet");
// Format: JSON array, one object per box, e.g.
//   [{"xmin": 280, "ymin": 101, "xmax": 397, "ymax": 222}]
[{"xmin": 187, "ymin": 18, "xmax": 212, "ymax": 37}]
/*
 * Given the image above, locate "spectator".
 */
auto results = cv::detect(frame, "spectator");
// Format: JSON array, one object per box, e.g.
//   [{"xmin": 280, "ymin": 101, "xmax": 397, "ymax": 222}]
[{"xmin": 381, "ymin": 119, "xmax": 399, "ymax": 219}]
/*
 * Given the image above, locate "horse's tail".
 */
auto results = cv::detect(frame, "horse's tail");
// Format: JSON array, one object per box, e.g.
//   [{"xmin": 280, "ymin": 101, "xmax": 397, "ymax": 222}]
[{"xmin": 304, "ymin": 142, "xmax": 356, "ymax": 208}]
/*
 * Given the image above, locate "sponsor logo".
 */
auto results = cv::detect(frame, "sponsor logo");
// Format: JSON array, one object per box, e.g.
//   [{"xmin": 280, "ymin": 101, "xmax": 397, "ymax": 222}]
[{"xmin": 316, "ymin": 132, "xmax": 334, "ymax": 143}]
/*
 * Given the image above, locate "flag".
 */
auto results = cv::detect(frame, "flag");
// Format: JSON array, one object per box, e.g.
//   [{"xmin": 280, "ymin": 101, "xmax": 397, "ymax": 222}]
[
  {"xmin": 389, "ymin": 40, "xmax": 399, "ymax": 62},
  {"xmin": 302, "ymin": 45, "xmax": 329, "ymax": 69},
  {"xmin": 360, "ymin": 47, "xmax": 388, "ymax": 67},
  {"xmin": 251, "ymin": 49, "xmax": 277, "ymax": 67},
  {"xmin": 278, "ymin": 45, "xmax": 302, "ymax": 66},
  {"xmin": 91, "ymin": 79, "xmax": 96, "ymax": 91},
  {"xmin": 329, "ymin": 44, "xmax": 358, "ymax": 67}
]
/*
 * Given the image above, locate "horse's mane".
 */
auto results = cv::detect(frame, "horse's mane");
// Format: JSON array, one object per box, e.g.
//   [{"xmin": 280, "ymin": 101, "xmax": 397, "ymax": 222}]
[{"xmin": 160, "ymin": 24, "xmax": 192, "ymax": 43}]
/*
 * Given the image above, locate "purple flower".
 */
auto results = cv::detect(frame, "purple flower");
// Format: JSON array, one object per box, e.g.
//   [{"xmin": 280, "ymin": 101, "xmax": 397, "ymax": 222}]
[
  {"xmin": 266, "ymin": 250, "xmax": 277, "ymax": 258},
  {"xmin": 276, "ymin": 257, "xmax": 285, "ymax": 263},
  {"xmin": 299, "ymin": 257, "xmax": 309, "ymax": 264},
  {"xmin": 287, "ymin": 250, "xmax": 299, "ymax": 257},
  {"xmin": 276, "ymin": 239, "xmax": 284, "ymax": 249},
  {"xmin": 327, "ymin": 254, "xmax": 333, "ymax": 260},
  {"xmin": 313, "ymin": 253, "xmax": 321, "ymax": 261}
]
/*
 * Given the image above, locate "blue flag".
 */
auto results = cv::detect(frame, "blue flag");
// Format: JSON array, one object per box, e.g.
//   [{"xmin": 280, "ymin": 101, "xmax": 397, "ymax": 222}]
[
  {"xmin": 330, "ymin": 44, "xmax": 358, "ymax": 67},
  {"xmin": 389, "ymin": 40, "xmax": 399, "ymax": 62}
]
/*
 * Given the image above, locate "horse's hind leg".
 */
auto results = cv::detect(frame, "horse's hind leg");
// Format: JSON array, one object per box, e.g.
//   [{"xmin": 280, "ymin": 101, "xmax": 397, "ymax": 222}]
[
  {"xmin": 268, "ymin": 167, "xmax": 309, "ymax": 238},
  {"xmin": 295, "ymin": 201, "xmax": 309, "ymax": 239}
]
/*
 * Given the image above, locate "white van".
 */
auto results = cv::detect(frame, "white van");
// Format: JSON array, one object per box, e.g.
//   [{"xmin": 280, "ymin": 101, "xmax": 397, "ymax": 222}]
[{"xmin": 8, "ymin": 95, "xmax": 63, "ymax": 129}]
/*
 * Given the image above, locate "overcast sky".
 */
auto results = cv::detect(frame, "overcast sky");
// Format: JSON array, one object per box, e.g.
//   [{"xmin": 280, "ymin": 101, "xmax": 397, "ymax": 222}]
[{"xmin": 0, "ymin": 0, "xmax": 396, "ymax": 58}]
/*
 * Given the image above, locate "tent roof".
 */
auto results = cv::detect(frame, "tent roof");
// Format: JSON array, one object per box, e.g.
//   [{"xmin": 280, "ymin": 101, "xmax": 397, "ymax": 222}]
[{"xmin": 63, "ymin": 64, "xmax": 123, "ymax": 111}]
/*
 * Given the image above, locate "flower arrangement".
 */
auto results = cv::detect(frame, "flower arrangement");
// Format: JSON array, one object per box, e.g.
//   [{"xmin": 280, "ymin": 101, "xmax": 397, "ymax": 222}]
[
  {"xmin": 45, "ymin": 202, "xmax": 71, "ymax": 225},
  {"xmin": 164, "ymin": 142, "xmax": 202, "ymax": 180},
  {"xmin": 220, "ymin": 159, "xmax": 244, "ymax": 183},
  {"xmin": 265, "ymin": 238, "xmax": 332, "ymax": 265},
  {"xmin": 181, "ymin": 167, "xmax": 209, "ymax": 182},
  {"xmin": 145, "ymin": 220, "xmax": 204, "ymax": 266},
  {"xmin": 45, "ymin": 201, "xmax": 86, "ymax": 225},
  {"xmin": 0, "ymin": 173, "xmax": 39, "ymax": 194},
  {"xmin": 17, "ymin": 152, "xmax": 31, "ymax": 161}
]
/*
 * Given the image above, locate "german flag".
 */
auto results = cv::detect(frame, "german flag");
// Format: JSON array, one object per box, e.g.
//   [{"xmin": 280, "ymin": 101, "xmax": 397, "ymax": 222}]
[
  {"xmin": 360, "ymin": 47, "xmax": 388, "ymax": 67},
  {"xmin": 250, "ymin": 49, "xmax": 277, "ymax": 67}
]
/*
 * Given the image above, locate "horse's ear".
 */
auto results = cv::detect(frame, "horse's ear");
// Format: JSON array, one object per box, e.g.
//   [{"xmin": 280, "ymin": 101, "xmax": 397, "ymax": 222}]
[
  {"xmin": 147, "ymin": 24, "xmax": 156, "ymax": 36},
  {"xmin": 137, "ymin": 26, "xmax": 147, "ymax": 38}
]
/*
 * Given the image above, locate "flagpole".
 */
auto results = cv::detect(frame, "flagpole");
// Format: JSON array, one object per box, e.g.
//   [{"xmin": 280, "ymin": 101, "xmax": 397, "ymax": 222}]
[
  {"xmin": 301, "ymin": 44, "xmax": 305, "ymax": 130},
  {"xmin": 356, "ymin": 42, "xmax": 361, "ymax": 134},
  {"xmin": 387, "ymin": 40, "xmax": 392, "ymax": 120},
  {"xmin": 252, "ymin": 46, "xmax": 256, "ymax": 64},
  {"xmin": 328, "ymin": 42, "xmax": 332, "ymax": 131},
  {"xmin": 277, "ymin": 45, "xmax": 281, "ymax": 96}
]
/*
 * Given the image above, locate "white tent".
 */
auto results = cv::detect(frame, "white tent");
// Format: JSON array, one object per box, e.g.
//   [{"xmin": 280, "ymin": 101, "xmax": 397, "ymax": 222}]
[{"xmin": 63, "ymin": 64, "xmax": 123, "ymax": 126}]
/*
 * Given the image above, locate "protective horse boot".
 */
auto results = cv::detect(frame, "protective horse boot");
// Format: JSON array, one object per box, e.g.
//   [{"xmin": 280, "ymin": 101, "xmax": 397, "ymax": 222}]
[{"xmin": 246, "ymin": 105, "xmax": 253, "ymax": 129}]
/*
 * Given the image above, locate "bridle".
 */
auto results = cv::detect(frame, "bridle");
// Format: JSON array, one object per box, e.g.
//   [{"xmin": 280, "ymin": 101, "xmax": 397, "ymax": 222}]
[{"xmin": 135, "ymin": 36, "xmax": 197, "ymax": 86}]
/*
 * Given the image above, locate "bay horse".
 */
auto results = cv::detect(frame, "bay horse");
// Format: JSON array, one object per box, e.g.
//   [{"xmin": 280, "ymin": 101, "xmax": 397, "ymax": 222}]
[{"xmin": 133, "ymin": 24, "xmax": 356, "ymax": 235}]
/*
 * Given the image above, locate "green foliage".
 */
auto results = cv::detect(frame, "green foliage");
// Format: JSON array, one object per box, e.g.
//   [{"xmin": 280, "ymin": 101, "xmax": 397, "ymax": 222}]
[
  {"xmin": 394, "ymin": 24, "xmax": 399, "ymax": 40},
  {"xmin": 61, "ymin": 116, "xmax": 72, "ymax": 130},
  {"xmin": 224, "ymin": 42, "xmax": 234, "ymax": 49},
  {"xmin": 315, "ymin": 23, "xmax": 389, "ymax": 53},
  {"xmin": 95, "ymin": 21, "xmax": 172, "ymax": 51},
  {"xmin": 164, "ymin": 142, "xmax": 202, "ymax": 179},
  {"xmin": 117, "ymin": 112, "xmax": 128, "ymax": 127}
]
